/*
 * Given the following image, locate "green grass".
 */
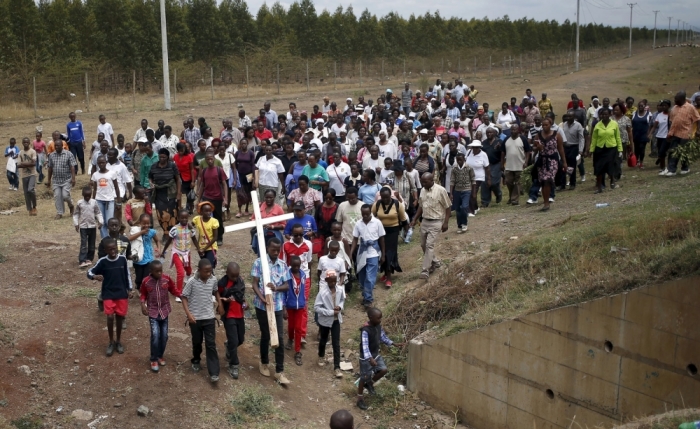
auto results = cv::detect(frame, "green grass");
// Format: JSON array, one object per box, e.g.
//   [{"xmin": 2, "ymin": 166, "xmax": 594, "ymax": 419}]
[
  {"xmin": 614, "ymin": 409, "xmax": 700, "ymax": 429},
  {"xmin": 44, "ymin": 286, "xmax": 62, "ymax": 296},
  {"xmin": 11, "ymin": 415, "xmax": 42, "ymax": 429},
  {"xmin": 227, "ymin": 386, "xmax": 275, "ymax": 423},
  {"xmin": 74, "ymin": 288, "xmax": 98, "ymax": 298}
]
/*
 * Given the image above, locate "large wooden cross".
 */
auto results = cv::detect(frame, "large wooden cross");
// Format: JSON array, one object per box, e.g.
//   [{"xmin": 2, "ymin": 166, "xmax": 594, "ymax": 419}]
[{"xmin": 223, "ymin": 191, "xmax": 293, "ymax": 348}]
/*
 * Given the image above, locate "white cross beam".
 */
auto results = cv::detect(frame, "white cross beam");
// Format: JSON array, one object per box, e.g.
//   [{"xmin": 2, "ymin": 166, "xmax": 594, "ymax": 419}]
[{"xmin": 223, "ymin": 192, "xmax": 293, "ymax": 348}]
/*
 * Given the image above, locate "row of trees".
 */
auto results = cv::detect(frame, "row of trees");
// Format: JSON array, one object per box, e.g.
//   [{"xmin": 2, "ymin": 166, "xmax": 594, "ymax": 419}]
[{"xmin": 0, "ymin": 0, "xmax": 669, "ymax": 79}]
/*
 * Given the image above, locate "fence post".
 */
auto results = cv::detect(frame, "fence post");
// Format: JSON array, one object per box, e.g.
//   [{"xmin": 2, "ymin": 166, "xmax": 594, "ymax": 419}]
[
  {"xmin": 85, "ymin": 72, "xmax": 90, "ymax": 112},
  {"xmin": 359, "ymin": 60, "xmax": 362, "ymax": 88},
  {"xmin": 174, "ymin": 69, "xmax": 177, "ymax": 104},
  {"xmin": 277, "ymin": 64, "xmax": 280, "ymax": 95},
  {"xmin": 210, "ymin": 67, "xmax": 214, "ymax": 100},
  {"xmin": 458, "ymin": 57, "xmax": 461, "ymax": 79},
  {"xmin": 246, "ymin": 64, "xmax": 249, "ymax": 98},
  {"xmin": 403, "ymin": 59, "xmax": 406, "ymax": 83},
  {"xmin": 441, "ymin": 58, "xmax": 444, "ymax": 81},
  {"xmin": 133, "ymin": 70, "xmax": 136, "ymax": 110},
  {"xmin": 306, "ymin": 61, "xmax": 310, "ymax": 92},
  {"xmin": 334, "ymin": 61, "xmax": 337, "ymax": 90},
  {"xmin": 489, "ymin": 55, "xmax": 491, "ymax": 77},
  {"xmin": 381, "ymin": 58, "xmax": 384, "ymax": 87},
  {"xmin": 33, "ymin": 77, "xmax": 37, "ymax": 118},
  {"xmin": 474, "ymin": 57, "xmax": 476, "ymax": 79},
  {"xmin": 520, "ymin": 54, "xmax": 523, "ymax": 77}
]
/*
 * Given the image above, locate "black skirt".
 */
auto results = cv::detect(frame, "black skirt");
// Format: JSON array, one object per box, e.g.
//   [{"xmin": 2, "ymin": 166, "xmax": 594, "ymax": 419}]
[
  {"xmin": 593, "ymin": 146, "xmax": 617, "ymax": 177},
  {"xmin": 381, "ymin": 225, "xmax": 403, "ymax": 274}
]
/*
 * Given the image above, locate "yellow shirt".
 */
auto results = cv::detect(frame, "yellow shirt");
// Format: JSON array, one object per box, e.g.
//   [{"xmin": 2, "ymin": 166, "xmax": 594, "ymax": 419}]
[
  {"xmin": 417, "ymin": 184, "xmax": 451, "ymax": 221},
  {"xmin": 590, "ymin": 120, "xmax": 622, "ymax": 152},
  {"xmin": 192, "ymin": 215, "xmax": 220, "ymax": 251}
]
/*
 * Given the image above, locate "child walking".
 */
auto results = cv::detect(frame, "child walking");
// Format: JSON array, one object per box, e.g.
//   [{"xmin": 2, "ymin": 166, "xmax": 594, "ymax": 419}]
[
  {"xmin": 218, "ymin": 262, "xmax": 247, "ymax": 379},
  {"xmin": 356, "ymin": 307, "xmax": 404, "ymax": 410},
  {"xmin": 5, "ymin": 138, "xmax": 19, "ymax": 191},
  {"xmin": 74, "ymin": 186, "xmax": 104, "ymax": 268},
  {"xmin": 326, "ymin": 222, "xmax": 353, "ymax": 292},
  {"xmin": 97, "ymin": 218, "xmax": 133, "ymax": 327},
  {"xmin": 191, "ymin": 201, "xmax": 219, "ymax": 269},
  {"xmin": 284, "ymin": 256, "xmax": 307, "ymax": 366},
  {"xmin": 280, "ymin": 223, "xmax": 313, "ymax": 348},
  {"xmin": 127, "ymin": 213, "xmax": 160, "ymax": 290},
  {"xmin": 314, "ymin": 271, "xmax": 345, "ymax": 378},
  {"xmin": 161, "ymin": 208, "xmax": 197, "ymax": 302},
  {"xmin": 139, "ymin": 260, "xmax": 180, "ymax": 373},
  {"xmin": 181, "ymin": 258, "xmax": 221, "ymax": 383},
  {"xmin": 125, "ymin": 186, "xmax": 152, "ymax": 226},
  {"xmin": 87, "ymin": 238, "xmax": 133, "ymax": 356}
]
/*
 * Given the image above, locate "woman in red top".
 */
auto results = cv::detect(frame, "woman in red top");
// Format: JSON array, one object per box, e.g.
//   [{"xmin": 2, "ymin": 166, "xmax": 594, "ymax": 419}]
[
  {"xmin": 174, "ymin": 142, "xmax": 196, "ymax": 213},
  {"xmin": 254, "ymin": 121, "xmax": 273, "ymax": 141}
]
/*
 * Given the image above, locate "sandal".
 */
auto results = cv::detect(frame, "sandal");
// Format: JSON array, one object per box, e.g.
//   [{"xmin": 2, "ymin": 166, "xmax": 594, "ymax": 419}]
[
  {"xmin": 235, "ymin": 212, "xmax": 242, "ymax": 218},
  {"xmin": 54, "ymin": 214, "xmax": 62, "ymax": 220},
  {"xmin": 295, "ymin": 352, "xmax": 303, "ymax": 366},
  {"xmin": 243, "ymin": 211, "xmax": 250, "ymax": 216}
]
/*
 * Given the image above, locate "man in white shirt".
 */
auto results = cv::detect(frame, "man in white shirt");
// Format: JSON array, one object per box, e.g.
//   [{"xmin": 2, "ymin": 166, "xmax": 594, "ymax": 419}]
[
  {"xmin": 97, "ymin": 115, "xmax": 115, "ymax": 146},
  {"xmin": 133, "ymin": 119, "xmax": 152, "ymax": 143},
  {"xmin": 500, "ymin": 125, "xmax": 532, "ymax": 205},
  {"xmin": 322, "ymin": 97, "xmax": 331, "ymax": 114},
  {"xmin": 330, "ymin": 116, "xmax": 346, "ymax": 135},
  {"xmin": 350, "ymin": 204, "xmax": 385, "ymax": 307},
  {"xmin": 106, "ymin": 147, "xmax": 133, "ymax": 225},
  {"xmin": 313, "ymin": 119, "xmax": 329, "ymax": 140},
  {"xmin": 326, "ymin": 153, "xmax": 350, "ymax": 203},
  {"xmin": 158, "ymin": 125, "xmax": 180, "ymax": 158}
]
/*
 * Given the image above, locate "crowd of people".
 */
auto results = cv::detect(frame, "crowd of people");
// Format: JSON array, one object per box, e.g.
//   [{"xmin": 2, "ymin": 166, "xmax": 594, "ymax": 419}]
[{"xmin": 6, "ymin": 79, "xmax": 700, "ymax": 412}]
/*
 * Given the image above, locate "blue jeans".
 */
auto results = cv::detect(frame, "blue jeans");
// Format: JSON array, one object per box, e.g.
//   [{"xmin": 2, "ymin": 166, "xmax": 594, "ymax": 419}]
[
  {"xmin": 149, "ymin": 316, "xmax": 169, "ymax": 362},
  {"xmin": 528, "ymin": 178, "xmax": 556, "ymax": 202},
  {"xmin": 6, "ymin": 171, "xmax": 18, "ymax": 189},
  {"xmin": 358, "ymin": 256, "xmax": 379, "ymax": 304},
  {"xmin": 96, "ymin": 200, "xmax": 114, "ymax": 238},
  {"xmin": 452, "ymin": 190, "xmax": 471, "ymax": 228},
  {"xmin": 36, "ymin": 156, "xmax": 44, "ymax": 182}
]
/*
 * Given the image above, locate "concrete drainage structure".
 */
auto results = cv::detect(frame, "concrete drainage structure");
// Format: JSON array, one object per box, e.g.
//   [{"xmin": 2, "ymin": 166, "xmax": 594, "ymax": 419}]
[{"xmin": 407, "ymin": 276, "xmax": 700, "ymax": 428}]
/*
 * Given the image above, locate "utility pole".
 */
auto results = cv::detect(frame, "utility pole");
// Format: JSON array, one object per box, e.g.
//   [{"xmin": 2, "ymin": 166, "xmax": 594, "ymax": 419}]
[
  {"xmin": 677, "ymin": 19, "xmax": 680, "ymax": 44},
  {"xmin": 668, "ymin": 17, "xmax": 672, "ymax": 46},
  {"xmin": 652, "ymin": 11, "xmax": 659, "ymax": 49},
  {"xmin": 159, "ymin": 0, "xmax": 171, "ymax": 110},
  {"xmin": 627, "ymin": 3, "xmax": 636, "ymax": 58},
  {"xmin": 575, "ymin": 0, "xmax": 580, "ymax": 71}
]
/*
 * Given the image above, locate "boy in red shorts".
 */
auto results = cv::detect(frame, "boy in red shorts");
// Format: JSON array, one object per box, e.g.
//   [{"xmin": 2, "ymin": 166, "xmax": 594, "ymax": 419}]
[{"xmin": 88, "ymin": 238, "xmax": 134, "ymax": 356}]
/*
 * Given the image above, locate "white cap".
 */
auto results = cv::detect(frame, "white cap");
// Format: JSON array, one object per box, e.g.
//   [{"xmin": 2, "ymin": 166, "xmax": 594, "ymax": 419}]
[
  {"xmin": 419, "ymin": 129, "xmax": 428, "ymax": 135},
  {"xmin": 137, "ymin": 137, "xmax": 148, "ymax": 143},
  {"xmin": 316, "ymin": 119, "xmax": 324, "ymax": 124},
  {"xmin": 346, "ymin": 97, "xmax": 352, "ymax": 102},
  {"xmin": 467, "ymin": 140, "xmax": 482, "ymax": 148}
]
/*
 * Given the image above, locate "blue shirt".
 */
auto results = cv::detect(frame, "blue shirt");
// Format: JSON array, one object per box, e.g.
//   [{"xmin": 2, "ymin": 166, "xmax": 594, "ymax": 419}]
[
  {"xmin": 284, "ymin": 214, "xmax": 317, "ymax": 240},
  {"xmin": 358, "ymin": 183, "xmax": 381, "ymax": 205},
  {"xmin": 135, "ymin": 229, "xmax": 157, "ymax": 265},
  {"xmin": 66, "ymin": 121, "xmax": 85, "ymax": 143},
  {"xmin": 251, "ymin": 255, "xmax": 291, "ymax": 312}
]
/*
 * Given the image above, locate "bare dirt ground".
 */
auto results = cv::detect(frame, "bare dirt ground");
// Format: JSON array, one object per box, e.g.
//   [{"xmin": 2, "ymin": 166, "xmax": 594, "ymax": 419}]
[{"xmin": 0, "ymin": 47, "xmax": 698, "ymax": 429}]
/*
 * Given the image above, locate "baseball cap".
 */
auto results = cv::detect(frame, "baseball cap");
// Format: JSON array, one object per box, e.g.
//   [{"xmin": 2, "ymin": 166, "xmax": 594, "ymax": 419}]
[
  {"xmin": 419, "ymin": 129, "xmax": 428, "ymax": 135},
  {"xmin": 293, "ymin": 201, "xmax": 305, "ymax": 210}
]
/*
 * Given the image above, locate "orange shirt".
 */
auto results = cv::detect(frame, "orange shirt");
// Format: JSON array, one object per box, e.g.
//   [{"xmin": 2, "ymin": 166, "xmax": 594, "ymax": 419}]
[
  {"xmin": 669, "ymin": 102, "xmax": 700, "ymax": 139},
  {"xmin": 47, "ymin": 140, "xmax": 70, "ymax": 154}
]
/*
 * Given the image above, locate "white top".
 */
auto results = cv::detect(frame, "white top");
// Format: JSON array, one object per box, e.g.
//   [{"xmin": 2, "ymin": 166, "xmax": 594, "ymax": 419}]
[
  {"xmin": 318, "ymin": 255, "xmax": 347, "ymax": 286},
  {"xmin": 496, "ymin": 110, "xmax": 516, "ymax": 128},
  {"xmin": 330, "ymin": 123, "xmax": 347, "ymax": 135},
  {"xmin": 97, "ymin": 122, "xmax": 114, "ymax": 144},
  {"xmin": 336, "ymin": 201, "xmax": 363, "ymax": 243},
  {"xmin": 91, "ymin": 170, "xmax": 118, "ymax": 201},
  {"xmin": 466, "ymin": 150, "xmax": 490, "ymax": 181},
  {"xmin": 377, "ymin": 142, "xmax": 398, "ymax": 160},
  {"xmin": 406, "ymin": 169, "xmax": 421, "ymax": 190},
  {"xmin": 362, "ymin": 156, "xmax": 385, "ymax": 172},
  {"xmin": 255, "ymin": 156, "xmax": 285, "ymax": 187},
  {"xmin": 352, "ymin": 216, "xmax": 386, "ymax": 259},
  {"xmin": 159, "ymin": 134, "xmax": 180, "ymax": 157},
  {"xmin": 326, "ymin": 162, "xmax": 350, "ymax": 196},
  {"xmin": 133, "ymin": 127, "xmax": 152, "ymax": 143},
  {"xmin": 654, "ymin": 112, "xmax": 669, "ymax": 138},
  {"xmin": 106, "ymin": 161, "xmax": 132, "ymax": 197},
  {"xmin": 216, "ymin": 152, "xmax": 235, "ymax": 179},
  {"xmin": 476, "ymin": 123, "xmax": 499, "ymax": 137}
]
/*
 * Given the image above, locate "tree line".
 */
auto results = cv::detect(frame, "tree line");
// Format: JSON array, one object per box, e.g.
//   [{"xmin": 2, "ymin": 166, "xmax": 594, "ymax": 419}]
[{"xmin": 0, "ymin": 0, "xmax": 666, "ymax": 79}]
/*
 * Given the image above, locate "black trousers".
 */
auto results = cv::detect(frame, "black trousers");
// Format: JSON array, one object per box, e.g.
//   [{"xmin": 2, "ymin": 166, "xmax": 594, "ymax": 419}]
[
  {"xmin": 134, "ymin": 262, "xmax": 151, "ymax": 290},
  {"xmin": 318, "ymin": 320, "xmax": 341, "ymax": 370},
  {"xmin": 189, "ymin": 318, "xmax": 219, "ymax": 376},
  {"xmin": 202, "ymin": 197, "xmax": 224, "ymax": 243},
  {"xmin": 79, "ymin": 227, "xmax": 96, "ymax": 263},
  {"xmin": 223, "ymin": 317, "xmax": 245, "ymax": 366},
  {"xmin": 255, "ymin": 308, "xmax": 284, "ymax": 373}
]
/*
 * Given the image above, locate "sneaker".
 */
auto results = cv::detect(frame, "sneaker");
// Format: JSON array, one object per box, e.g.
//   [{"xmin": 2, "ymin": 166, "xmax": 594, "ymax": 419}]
[
  {"xmin": 7, "ymin": 186, "xmax": 12, "ymax": 190},
  {"xmin": 12, "ymin": 187, "xmax": 17, "ymax": 191},
  {"xmin": 680, "ymin": 169, "xmax": 690, "ymax": 175},
  {"xmin": 122, "ymin": 320, "xmax": 126, "ymax": 330},
  {"xmin": 526, "ymin": 199, "xmax": 536, "ymax": 204},
  {"xmin": 460, "ymin": 225, "xmax": 468, "ymax": 233},
  {"xmin": 295, "ymin": 352, "xmax": 303, "ymax": 366},
  {"xmin": 79, "ymin": 261, "xmax": 90, "ymax": 268},
  {"xmin": 379, "ymin": 275, "xmax": 387, "ymax": 283},
  {"xmin": 228, "ymin": 365, "xmax": 239, "ymax": 379},
  {"xmin": 175, "ymin": 297, "xmax": 181, "ymax": 303},
  {"xmin": 150, "ymin": 362, "xmax": 159, "ymax": 373},
  {"xmin": 192, "ymin": 362, "xmax": 201, "ymax": 372},
  {"xmin": 658, "ymin": 169, "xmax": 668, "ymax": 176},
  {"xmin": 468, "ymin": 213, "xmax": 475, "ymax": 217},
  {"xmin": 116, "ymin": 342, "xmax": 124, "ymax": 354},
  {"xmin": 581, "ymin": 175, "xmax": 586, "ymax": 182},
  {"xmin": 334, "ymin": 368, "xmax": 343, "ymax": 378},
  {"xmin": 318, "ymin": 356, "xmax": 326, "ymax": 367},
  {"xmin": 549, "ymin": 198, "xmax": 555, "ymax": 203},
  {"xmin": 216, "ymin": 240, "xmax": 223, "ymax": 247},
  {"xmin": 210, "ymin": 375, "xmax": 219, "ymax": 383},
  {"xmin": 259, "ymin": 362, "xmax": 270, "ymax": 377},
  {"xmin": 639, "ymin": 162, "xmax": 644, "ymax": 170},
  {"xmin": 419, "ymin": 273, "xmax": 429, "ymax": 280},
  {"xmin": 301, "ymin": 337, "xmax": 307, "ymax": 346},
  {"xmin": 158, "ymin": 358, "xmax": 166, "ymax": 366},
  {"xmin": 106, "ymin": 342, "xmax": 115, "ymax": 357},
  {"xmin": 457, "ymin": 226, "xmax": 465, "ymax": 234},
  {"xmin": 496, "ymin": 195, "xmax": 502, "ymax": 204},
  {"xmin": 569, "ymin": 186, "xmax": 576, "ymax": 191},
  {"xmin": 285, "ymin": 339, "xmax": 293, "ymax": 350},
  {"xmin": 357, "ymin": 398, "xmax": 368, "ymax": 410},
  {"xmin": 275, "ymin": 372, "xmax": 290, "ymax": 385},
  {"xmin": 366, "ymin": 382, "xmax": 377, "ymax": 395},
  {"xmin": 665, "ymin": 171, "xmax": 677, "ymax": 177}
]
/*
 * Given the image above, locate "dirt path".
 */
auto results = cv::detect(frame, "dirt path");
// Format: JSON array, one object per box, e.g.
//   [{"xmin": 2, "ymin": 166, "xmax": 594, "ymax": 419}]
[{"xmin": 0, "ymin": 47, "xmax": 696, "ymax": 428}]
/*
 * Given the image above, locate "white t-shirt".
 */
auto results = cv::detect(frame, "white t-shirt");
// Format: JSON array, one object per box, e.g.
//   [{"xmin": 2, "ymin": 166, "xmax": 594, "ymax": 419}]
[
  {"xmin": 331, "ymin": 123, "xmax": 346, "ymax": 135},
  {"xmin": 326, "ymin": 162, "xmax": 350, "ymax": 196},
  {"xmin": 377, "ymin": 142, "xmax": 398, "ymax": 160},
  {"xmin": 91, "ymin": 150, "xmax": 109, "ymax": 168},
  {"xmin": 336, "ymin": 201, "xmax": 363, "ymax": 243},
  {"xmin": 318, "ymin": 255, "xmax": 347, "ymax": 286},
  {"xmin": 159, "ymin": 134, "xmax": 180, "ymax": 158},
  {"xmin": 497, "ymin": 110, "xmax": 516, "ymax": 128},
  {"xmin": 352, "ymin": 217, "xmax": 386, "ymax": 259},
  {"xmin": 362, "ymin": 156, "xmax": 385, "ymax": 172},
  {"xmin": 466, "ymin": 150, "xmax": 490, "ymax": 182},
  {"xmin": 106, "ymin": 161, "xmax": 132, "ymax": 197},
  {"xmin": 91, "ymin": 170, "xmax": 118, "ymax": 201},
  {"xmin": 97, "ymin": 122, "xmax": 114, "ymax": 144},
  {"xmin": 654, "ymin": 112, "xmax": 669, "ymax": 138},
  {"xmin": 216, "ymin": 152, "xmax": 235, "ymax": 180},
  {"xmin": 255, "ymin": 156, "xmax": 285, "ymax": 187}
]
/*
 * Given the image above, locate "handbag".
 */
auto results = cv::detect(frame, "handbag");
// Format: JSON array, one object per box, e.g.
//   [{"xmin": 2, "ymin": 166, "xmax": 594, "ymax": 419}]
[
  {"xmin": 627, "ymin": 152, "xmax": 637, "ymax": 168},
  {"xmin": 187, "ymin": 188, "xmax": 197, "ymax": 201}
]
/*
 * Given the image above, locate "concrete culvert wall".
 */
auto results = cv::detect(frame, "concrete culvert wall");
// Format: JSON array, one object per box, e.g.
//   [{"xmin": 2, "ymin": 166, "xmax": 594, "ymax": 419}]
[{"xmin": 407, "ymin": 276, "xmax": 700, "ymax": 428}]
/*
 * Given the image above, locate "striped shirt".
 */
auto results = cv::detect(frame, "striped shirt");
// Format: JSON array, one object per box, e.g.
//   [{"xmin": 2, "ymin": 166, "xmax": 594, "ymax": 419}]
[
  {"xmin": 181, "ymin": 274, "xmax": 218, "ymax": 320},
  {"xmin": 47, "ymin": 151, "xmax": 77, "ymax": 184},
  {"xmin": 360, "ymin": 326, "xmax": 393, "ymax": 360},
  {"xmin": 251, "ymin": 256, "xmax": 290, "ymax": 312}
]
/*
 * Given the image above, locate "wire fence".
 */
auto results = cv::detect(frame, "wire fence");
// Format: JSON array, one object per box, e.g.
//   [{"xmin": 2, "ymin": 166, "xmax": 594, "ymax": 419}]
[{"xmin": 0, "ymin": 42, "xmax": 644, "ymax": 120}]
